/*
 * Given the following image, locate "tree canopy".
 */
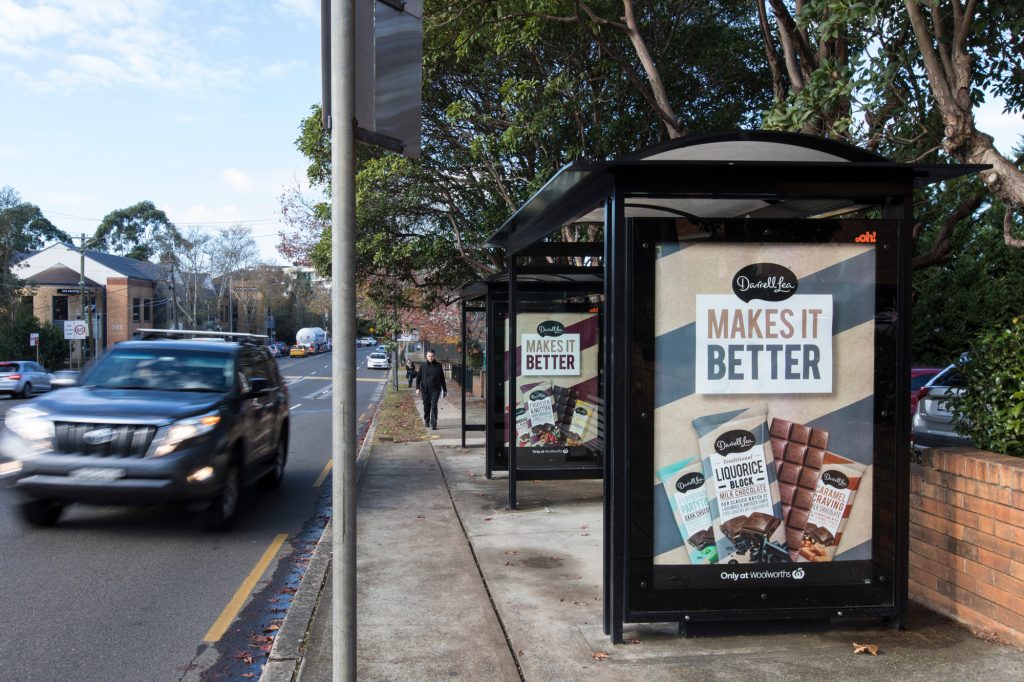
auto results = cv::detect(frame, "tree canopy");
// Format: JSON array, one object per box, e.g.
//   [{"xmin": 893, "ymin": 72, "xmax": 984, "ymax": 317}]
[{"xmin": 91, "ymin": 200, "xmax": 183, "ymax": 262}]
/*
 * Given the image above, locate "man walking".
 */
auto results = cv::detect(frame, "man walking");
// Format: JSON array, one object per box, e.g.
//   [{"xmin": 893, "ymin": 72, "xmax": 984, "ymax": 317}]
[{"xmin": 415, "ymin": 349, "xmax": 447, "ymax": 430}]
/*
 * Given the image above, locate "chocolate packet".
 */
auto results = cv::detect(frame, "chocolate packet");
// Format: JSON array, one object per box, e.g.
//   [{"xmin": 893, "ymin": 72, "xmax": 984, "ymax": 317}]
[
  {"xmin": 694, "ymin": 408, "xmax": 787, "ymax": 561},
  {"xmin": 567, "ymin": 400, "xmax": 598, "ymax": 445},
  {"xmin": 657, "ymin": 457, "xmax": 718, "ymax": 565},
  {"xmin": 514, "ymin": 404, "xmax": 531, "ymax": 448},
  {"xmin": 796, "ymin": 452, "xmax": 866, "ymax": 563},
  {"xmin": 523, "ymin": 384, "xmax": 558, "ymax": 446}
]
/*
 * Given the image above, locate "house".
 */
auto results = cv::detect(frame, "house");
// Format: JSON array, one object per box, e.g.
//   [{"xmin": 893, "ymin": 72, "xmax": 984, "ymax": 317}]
[{"xmin": 15, "ymin": 243, "xmax": 172, "ymax": 360}]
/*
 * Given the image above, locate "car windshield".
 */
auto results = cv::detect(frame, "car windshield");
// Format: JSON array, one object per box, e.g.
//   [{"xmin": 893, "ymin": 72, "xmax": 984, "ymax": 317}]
[
  {"xmin": 369, "ymin": 353, "xmax": 386, "ymax": 360},
  {"xmin": 932, "ymin": 366, "xmax": 967, "ymax": 388},
  {"xmin": 0, "ymin": 363, "xmax": 20, "ymax": 373},
  {"xmin": 81, "ymin": 348, "xmax": 234, "ymax": 392}
]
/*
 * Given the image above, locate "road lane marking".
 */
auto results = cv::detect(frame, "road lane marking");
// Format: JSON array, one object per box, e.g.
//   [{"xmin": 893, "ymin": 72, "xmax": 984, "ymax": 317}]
[
  {"xmin": 358, "ymin": 412, "xmax": 366, "ymax": 422},
  {"xmin": 203, "ymin": 533, "xmax": 288, "ymax": 642},
  {"xmin": 357, "ymin": 378, "xmax": 385, "ymax": 383},
  {"xmin": 289, "ymin": 403, "xmax": 303, "ymax": 411},
  {"xmin": 313, "ymin": 459, "xmax": 333, "ymax": 488}
]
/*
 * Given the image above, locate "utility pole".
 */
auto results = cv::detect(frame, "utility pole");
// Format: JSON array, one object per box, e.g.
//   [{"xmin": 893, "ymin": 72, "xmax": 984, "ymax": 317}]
[
  {"xmin": 79, "ymin": 235, "xmax": 87, "ymax": 368},
  {"xmin": 331, "ymin": 0, "xmax": 357, "ymax": 678}
]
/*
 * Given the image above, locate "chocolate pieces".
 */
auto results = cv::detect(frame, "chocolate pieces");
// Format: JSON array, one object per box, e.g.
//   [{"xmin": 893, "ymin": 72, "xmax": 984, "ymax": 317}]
[
  {"xmin": 687, "ymin": 528, "xmax": 715, "ymax": 551},
  {"xmin": 741, "ymin": 511, "xmax": 781, "ymax": 540},
  {"xmin": 720, "ymin": 515, "xmax": 749, "ymax": 542},
  {"xmin": 769, "ymin": 418, "xmax": 829, "ymax": 560}
]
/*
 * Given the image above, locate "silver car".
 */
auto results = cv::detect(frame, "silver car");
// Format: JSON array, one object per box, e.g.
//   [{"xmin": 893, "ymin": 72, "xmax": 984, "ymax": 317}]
[
  {"xmin": 911, "ymin": 364, "xmax": 972, "ymax": 454},
  {"xmin": 0, "ymin": 361, "xmax": 53, "ymax": 399}
]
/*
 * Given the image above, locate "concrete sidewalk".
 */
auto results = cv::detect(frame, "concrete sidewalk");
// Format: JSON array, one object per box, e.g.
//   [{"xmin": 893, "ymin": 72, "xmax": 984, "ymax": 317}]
[{"xmin": 265, "ymin": 391, "xmax": 1024, "ymax": 681}]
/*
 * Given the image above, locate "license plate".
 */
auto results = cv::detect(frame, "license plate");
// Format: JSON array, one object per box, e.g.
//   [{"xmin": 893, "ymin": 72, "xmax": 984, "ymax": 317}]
[{"xmin": 69, "ymin": 467, "xmax": 127, "ymax": 481}]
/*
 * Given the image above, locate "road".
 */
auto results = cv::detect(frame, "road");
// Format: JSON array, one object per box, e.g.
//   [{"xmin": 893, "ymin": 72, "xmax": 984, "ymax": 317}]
[{"xmin": 0, "ymin": 346, "xmax": 392, "ymax": 681}]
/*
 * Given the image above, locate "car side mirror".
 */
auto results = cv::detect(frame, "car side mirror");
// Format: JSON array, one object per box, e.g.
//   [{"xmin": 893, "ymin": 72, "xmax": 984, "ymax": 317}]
[{"xmin": 248, "ymin": 377, "xmax": 271, "ymax": 396}]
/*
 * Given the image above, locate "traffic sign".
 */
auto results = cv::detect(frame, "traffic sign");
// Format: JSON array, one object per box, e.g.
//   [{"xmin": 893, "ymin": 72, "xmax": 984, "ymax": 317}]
[
  {"xmin": 29, "ymin": 333, "xmax": 39, "ymax": 346},
  {"xmin": 64, "ymin": 320, "xmax": 88, "ymax": 340}
]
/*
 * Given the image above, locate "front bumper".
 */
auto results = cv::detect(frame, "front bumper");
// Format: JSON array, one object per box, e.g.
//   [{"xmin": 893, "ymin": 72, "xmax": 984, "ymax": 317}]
[{"xmin": 0, "ymin": 432, "xmax": 231, "ymax": 505}]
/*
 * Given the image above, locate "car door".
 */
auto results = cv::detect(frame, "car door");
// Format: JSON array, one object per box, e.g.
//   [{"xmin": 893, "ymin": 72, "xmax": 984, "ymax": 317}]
[
  {"xmin": 238, "ymin": 348, "xmax": 273, "ymax": 464},
  {"xmin": 30, "ymin": 362, "xmax": 51, "ymax": 391}
]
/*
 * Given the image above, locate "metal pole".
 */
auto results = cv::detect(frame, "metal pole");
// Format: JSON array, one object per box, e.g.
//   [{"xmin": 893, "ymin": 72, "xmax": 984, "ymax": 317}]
[
  {"xmin": 331, "ymin": 0, "xmax": 357, "ymax": 679},
  {"xmin": 79, "ymin": 235, "xmax": 86, "ymax": 368}
]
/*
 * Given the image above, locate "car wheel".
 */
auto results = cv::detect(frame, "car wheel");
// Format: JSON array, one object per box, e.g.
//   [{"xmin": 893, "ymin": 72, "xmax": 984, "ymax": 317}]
[
  {"xmin": 258, "ymin": 433, "xmax": 288, "ymax": 490},
  {"xmin": 203, "ymin": 461, "xmax": 242, "ymax": 530},
  {"xmin": 20, "ymin": 499, "xmax": 64, "ymax": 527},
  {"xmin": 20, "ymin": 383, "xmax": 31, "ymax": 399}
]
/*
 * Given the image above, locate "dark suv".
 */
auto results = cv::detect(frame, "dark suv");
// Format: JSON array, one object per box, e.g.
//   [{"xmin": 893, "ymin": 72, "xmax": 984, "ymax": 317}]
[{"xmin": 0, "ymin": 330, "xmax": 289, "ymax": 529}]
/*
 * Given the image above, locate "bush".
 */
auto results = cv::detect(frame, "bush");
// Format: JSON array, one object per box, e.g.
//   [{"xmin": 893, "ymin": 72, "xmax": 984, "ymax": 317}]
[{"xmin": 947, "ymin": 318, "xmax": 1024, "ymax": 456}]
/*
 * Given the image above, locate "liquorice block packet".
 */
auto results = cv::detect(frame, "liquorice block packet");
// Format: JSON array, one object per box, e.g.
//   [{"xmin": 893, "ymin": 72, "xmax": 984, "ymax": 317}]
[
  {"xmin": 657, "ymin": 457, "xmax": 718, "ymax": 565},
  {"xmin": 694, "ymin": 408, "xmax": 787, "ymax": 561},
  {"xmin": 796, "ymin": 452, "xmax": 866, "ymax": 563}
]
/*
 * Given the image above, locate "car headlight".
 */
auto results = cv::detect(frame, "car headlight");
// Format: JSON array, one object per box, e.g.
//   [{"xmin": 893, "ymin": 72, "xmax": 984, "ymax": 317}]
[
  {"xmin": 147, "ymin": 411, "xmax": 222, "ymax": 457},
  {"xmin": 5, "ymin": 406, "xmax": 54, "ymax": 450}
]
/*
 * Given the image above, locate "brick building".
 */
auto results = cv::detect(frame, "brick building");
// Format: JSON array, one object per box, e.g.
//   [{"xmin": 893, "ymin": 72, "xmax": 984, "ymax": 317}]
[{"xmin": 15, "ymin": 243, "xmax": 171, "ymax": 361}]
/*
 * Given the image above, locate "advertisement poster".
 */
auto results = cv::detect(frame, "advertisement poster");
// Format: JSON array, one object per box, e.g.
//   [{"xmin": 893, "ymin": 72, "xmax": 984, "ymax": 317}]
[
  {"xmin": 505, "ymin": 311, "xmax": 601, "ymax": 465},
  {"xmin": 653, "ymin": 242, "xmax": 875, "ymax": 583}
]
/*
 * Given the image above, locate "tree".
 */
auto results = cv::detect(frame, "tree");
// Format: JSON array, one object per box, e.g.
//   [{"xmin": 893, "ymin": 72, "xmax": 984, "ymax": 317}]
[
  {"xmin": 288, "ymin": 0, "xmax": 772, "ymax": 302},
  {"xmin": 0, "ymin": 187, "xmax": 71, "ymax": 354},
  {"xmin": 173, "ymin": 226, "xmax": 218, "ymax": 329},
  {"xmin": 209, "ymin": 226, "xmax": 259, "ymax": 331},
  {"xmin": 91, "ymin": 201, "xmax": 183, "ymax": 262},
  {"xmin": 759, "ymin": 1, "xmax": 1024, "ymax": 265}
]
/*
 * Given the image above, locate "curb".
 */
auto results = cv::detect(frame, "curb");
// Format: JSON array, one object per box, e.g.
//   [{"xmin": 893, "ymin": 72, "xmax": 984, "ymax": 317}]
[{"xmin": 259, "ymin": 372, "xmax": 390, "ymax": 682}]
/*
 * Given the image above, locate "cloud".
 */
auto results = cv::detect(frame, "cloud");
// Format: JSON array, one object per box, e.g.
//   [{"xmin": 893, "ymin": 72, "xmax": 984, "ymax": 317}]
[
  {"xmin": 0, "ymin": 0, "xmax": 244, "ymax": 93},
  {"xmin": 223, "ymin": 168, "xmax": 254, "ymax": 193},
  {"xmin": 274, "ymin": 0, "xmax": 319, "ymax": 21}
]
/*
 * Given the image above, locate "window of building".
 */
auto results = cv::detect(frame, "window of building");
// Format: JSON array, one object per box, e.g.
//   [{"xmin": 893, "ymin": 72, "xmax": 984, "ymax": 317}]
[
  {"xmin": 133, "ymin": 297, "xmax": 141, "ymax": 322},
  {"xmin": 52, "ymin": 296, "xmax": 68, "ymax": 321},
  {"xmin": 144, "ymin": 299, "xmax": 152, "ymax": 322}
]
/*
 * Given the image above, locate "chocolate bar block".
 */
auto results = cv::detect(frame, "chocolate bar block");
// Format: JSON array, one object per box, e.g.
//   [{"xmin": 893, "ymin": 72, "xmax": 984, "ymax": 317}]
[
  {"xmin": 769, "ymin": 418, "xmax": 829, "ymax": 559},
  {"xmin": 741, "ymin": 511, "xmax": 781, "ymax": 539},
  {"xmin": 720, "ymin": 515, "xmax": 748, "ymax": 542}
]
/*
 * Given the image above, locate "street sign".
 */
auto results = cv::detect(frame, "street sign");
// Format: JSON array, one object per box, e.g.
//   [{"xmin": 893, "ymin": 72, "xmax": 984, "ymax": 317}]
[
  {"xmin": 29, "ymin": 333, "xmax": 39, "ymax": 346},
  {"xmin": 64, "ymin": 320, "xmax": 88, "ymax": 340}
]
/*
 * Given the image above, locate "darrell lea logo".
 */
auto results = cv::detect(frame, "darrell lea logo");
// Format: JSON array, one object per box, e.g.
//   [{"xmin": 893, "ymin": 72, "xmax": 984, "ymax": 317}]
[
  {"xmin": 536, "ymin": 321, "xmax": 565, "ymax": 337},
  {"xmin": 720, "ymin": 567, "xmax": 806, "ymax": 581},
  {"xmin": 714, "ymin": 429, "xmax": 756, "ymax": 456}
]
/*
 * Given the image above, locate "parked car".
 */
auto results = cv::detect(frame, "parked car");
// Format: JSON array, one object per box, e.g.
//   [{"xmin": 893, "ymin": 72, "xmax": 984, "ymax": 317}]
[
  {"xmin": 0, "ymin": 361, "xmax": 52, "ymax": 398},
  {"xmin": 357, "ymin": 337, "xmax": 373, "ymax": 347},
  {"xmin": 290, "ymin": 344, "xmax": 308, "ymax": 358},
  {"xmin": 366, "ymin": 352, "xmax": 391, "ymax": 370},
  {"xmin": 0, "ymin": 331, "xmax": 289, "ymax": 528},
  {"xmin": 50, "ymin": 370, "xmax": 79, "ymax": 389},
  {"xmin": 376, "ymin": 344, "xmax": 390, "ymax": 354},
  {"xmin": 268, "ymin": 344, "xmax": 281, "ymax": 358},
  {"xmin": 272, "ymin": 341, "xmax": 289, "ymax": 356},
  {"xmin": 910, "ymin": 367, "xmax": 943, "ymax": 415},
  {"xmin": 911, "ymin": 364, "xmax": 972, "ymax": 455}
]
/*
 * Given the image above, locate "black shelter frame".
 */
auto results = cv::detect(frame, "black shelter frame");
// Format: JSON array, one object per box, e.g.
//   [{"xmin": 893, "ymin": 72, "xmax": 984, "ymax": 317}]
[
  {"xmin": 456, "ymin": 250, "xmax": 604, "ymax": 508},
  {"xmin": 485, "ymin": 131, "xmax": 985, "ymax": 642}
]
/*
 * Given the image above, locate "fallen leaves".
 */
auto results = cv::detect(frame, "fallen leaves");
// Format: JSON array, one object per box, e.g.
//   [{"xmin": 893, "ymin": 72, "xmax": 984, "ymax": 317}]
[
  {"xmin": 592, "ymin": 651, "xmax": 611, "ymax": 661},
  {"xmin": 484, "ymin": 517, "xmax": 493, "ymax": 521},
  {"xmin": 852, "ymin": 642, "xmax": 879, "ymax": 656}
]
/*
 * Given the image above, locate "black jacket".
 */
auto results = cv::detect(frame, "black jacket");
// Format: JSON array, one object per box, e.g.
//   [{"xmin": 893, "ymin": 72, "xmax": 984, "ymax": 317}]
[{"xmin": 416, "ymin": 360, "xmax": 447, "ymax": 393}]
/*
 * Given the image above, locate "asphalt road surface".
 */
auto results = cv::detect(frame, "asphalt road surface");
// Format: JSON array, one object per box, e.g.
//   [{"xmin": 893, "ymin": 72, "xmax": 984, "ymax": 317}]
[{"xmin": 0, "ymin": 346, "xmax": 390, "ymax": 681}]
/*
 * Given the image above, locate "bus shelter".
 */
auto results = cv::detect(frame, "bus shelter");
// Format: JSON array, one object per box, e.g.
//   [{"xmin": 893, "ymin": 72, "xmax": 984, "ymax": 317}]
[
  {"xmin": 485, "ymin": 131, "xmax": 984, "ymax": 642},
  {"xmin": 456, "ymin": 252, "xmax": 603, "ymax": 508}
]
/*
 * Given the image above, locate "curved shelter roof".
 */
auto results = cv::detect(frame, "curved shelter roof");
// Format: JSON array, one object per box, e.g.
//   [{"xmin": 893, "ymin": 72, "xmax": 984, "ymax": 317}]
[{"xmin": 488, "ymin": 130, "xmax": 985, "ymax": 254}]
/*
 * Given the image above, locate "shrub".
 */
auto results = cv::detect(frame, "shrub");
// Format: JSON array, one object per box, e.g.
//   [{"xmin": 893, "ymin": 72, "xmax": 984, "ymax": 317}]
[{"xmin": 947, "ymin": 318, "xmax": 1024, "ymax": 456}]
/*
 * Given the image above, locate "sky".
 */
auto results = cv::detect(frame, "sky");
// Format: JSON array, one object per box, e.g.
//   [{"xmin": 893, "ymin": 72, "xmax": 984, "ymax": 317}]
[
  {"xmin": 0, "ymin": 0, "xmax": 323, "ymax": 264},
  {"xmin": 1, "ymin": 1, "xmax": 1021, "ymax": 268}
]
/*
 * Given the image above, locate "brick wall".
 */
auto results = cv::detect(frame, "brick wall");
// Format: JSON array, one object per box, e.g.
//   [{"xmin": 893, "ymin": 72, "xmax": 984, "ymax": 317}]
[{"xmin": 910, "ymin": 447, "xmax": 1024, "ymax": 648}]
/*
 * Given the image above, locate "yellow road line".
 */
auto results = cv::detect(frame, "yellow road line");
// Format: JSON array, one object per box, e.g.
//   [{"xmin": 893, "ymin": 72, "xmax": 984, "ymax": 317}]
[
  {"xmin": 357, "ymin": 378, "xmax": 385, "ymax": 383},
  {"xmin": 313, "ymin": 459, "xmax": 333, "ymax": 488},
  {"xmin": 203, "ymin": 533, "xmax": 289, "ymax": 642}
]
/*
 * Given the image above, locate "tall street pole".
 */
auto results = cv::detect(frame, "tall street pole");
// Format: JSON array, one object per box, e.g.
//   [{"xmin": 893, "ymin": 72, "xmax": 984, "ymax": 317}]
[
  {"xmin": 331, "ymin": 0, "xmax": 357, "ymax": 680},
  {"xmin": 79, "ymin": 234, "xmax": 87, "ymax": 368}
]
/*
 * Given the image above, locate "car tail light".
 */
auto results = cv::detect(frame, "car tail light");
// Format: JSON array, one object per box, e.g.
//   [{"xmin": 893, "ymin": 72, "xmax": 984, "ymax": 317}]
[
  {"xmin": 916, "ymin": 387, "xmax": 930, "ymax": 403},
  {"xmin": 6, "ymin": 374, "xmax": 21, "ymax": 380}
]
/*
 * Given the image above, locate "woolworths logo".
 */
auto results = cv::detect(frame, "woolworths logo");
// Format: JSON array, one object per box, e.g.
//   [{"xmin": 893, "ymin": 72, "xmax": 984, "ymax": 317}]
[{"xmin": 719, "ymin": 567, "xmax": 806, "ymax": 582}]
